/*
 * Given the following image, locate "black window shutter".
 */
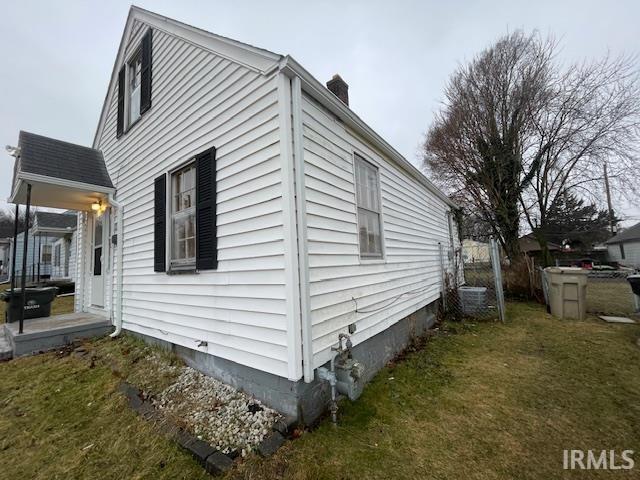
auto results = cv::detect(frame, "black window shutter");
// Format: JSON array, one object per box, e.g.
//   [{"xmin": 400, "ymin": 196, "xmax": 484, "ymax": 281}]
[
  {"xmin": 154, "ymin": 174, "xmax": 166, "ymax": 272},
  {"xmin": 116, "ymin": 66, "xmax": 125, "ymax": 138},
  {"xmin": 196, "ymin": 147, "xmax": 218, "ymax": 270},
  {"xmin": 140, "ymin": 29, "xmax": 152, "ymax": 115}
]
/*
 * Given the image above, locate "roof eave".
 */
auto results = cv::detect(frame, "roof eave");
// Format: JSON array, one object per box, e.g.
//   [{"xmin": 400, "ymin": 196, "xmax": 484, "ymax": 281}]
[{"xmin": 279, "ymin": 56, "xmax": 458, "ymax": 210}]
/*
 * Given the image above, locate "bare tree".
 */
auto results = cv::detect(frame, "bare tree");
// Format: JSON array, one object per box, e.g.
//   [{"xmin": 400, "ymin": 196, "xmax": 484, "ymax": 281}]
[
  {"xmin": 423, "ymin": 31, "xmax": 640, "ymax": 263},
  {"xmin": 520, "ymin": 55, "xmax": 640, "ymax": 264}
]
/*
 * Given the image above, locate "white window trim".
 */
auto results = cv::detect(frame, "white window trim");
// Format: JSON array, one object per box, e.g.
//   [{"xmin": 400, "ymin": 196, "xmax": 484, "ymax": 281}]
[
  {"xmin": 352, "ymin": 151, "xmax": 386, "ymax": 262},
  {"xmin": 167, "ymin": 160, "xmax": 197, "ymax": 271},
  {"xmin": 124, "ymin": 46, "xmax": 142, "ymax": 131}
]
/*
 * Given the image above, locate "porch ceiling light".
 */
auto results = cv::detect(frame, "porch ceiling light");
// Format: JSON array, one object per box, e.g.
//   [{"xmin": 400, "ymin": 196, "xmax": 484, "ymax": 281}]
[{"xmin": 91, "ymin": 201, "xmax": 101, "ymax": 212}]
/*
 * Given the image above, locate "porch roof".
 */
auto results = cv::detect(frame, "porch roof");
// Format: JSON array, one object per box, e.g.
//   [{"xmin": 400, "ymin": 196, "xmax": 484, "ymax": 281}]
[{"xmin": 9, "ymin": 131, "xmax": 114, "ymax": 211}]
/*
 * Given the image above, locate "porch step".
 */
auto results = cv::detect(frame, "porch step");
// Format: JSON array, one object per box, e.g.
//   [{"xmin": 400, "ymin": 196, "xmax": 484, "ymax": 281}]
[
  {"xmin": 4, "ymin": 313, "xmax": 112, "ymax": 357},
  {"xmin": 0, "ymin": 330, "xmax": 13, "ymax": 361}
]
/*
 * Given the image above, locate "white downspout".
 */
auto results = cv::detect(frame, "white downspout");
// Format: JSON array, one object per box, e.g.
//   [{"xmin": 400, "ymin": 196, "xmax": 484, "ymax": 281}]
[
  {"xmin": 108, "ymin": 193, "xmax": 124, "ymax": 337},
  {"xmin": 291, "ymin": 75, "xmax": 314, "ymax": 383}
]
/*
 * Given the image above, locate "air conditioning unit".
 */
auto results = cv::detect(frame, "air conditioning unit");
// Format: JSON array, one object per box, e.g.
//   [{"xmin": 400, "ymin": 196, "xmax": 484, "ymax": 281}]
[{"xmin": 459, "ymin": 286, "xmax": 488, "ymax": 316}]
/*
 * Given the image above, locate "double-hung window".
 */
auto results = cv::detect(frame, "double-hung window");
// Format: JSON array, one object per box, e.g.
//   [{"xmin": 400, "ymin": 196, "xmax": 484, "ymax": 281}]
[
  {"xmin": 128, "ymin": 50, "xmax": 142, "ymax": 125},
  {"xmin": 171, "ymin": 163, "xmax": 196, "ymax": 268},
  {"xmin": 117, "ymin": 29, "xmax": 152, "ymax": 138},
  {"xmin": 154, "ymin": 147, "xmax": 217, "ymax": 273},
  {"xmin": 41, "ymin": 244, "xmax": 52, "ymax": 265},
  {"xmin": 354, "ymin": 154, "xmax": 383, "ymax": 258}
]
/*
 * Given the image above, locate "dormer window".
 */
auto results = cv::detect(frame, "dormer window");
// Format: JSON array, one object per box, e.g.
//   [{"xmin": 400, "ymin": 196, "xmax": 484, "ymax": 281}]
[{"xmin": 128, "ymin": 50, "xmax": 142, "ymax": 125}]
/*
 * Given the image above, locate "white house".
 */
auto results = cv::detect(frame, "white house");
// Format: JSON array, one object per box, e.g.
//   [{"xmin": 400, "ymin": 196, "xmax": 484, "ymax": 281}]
[
  {"xmin": 462, "ymin": 239, "xmax": 490, "ymax": 264},
  {"xmin": 605, "ymin": 222, "xmax": 640, "ymax": 269},
  {"xmin": 7, "ymin": 7, "xmax": 459, "ymax": 422},
  {"xmin": 8, "ymin": 211, "xmax": 77, "ymax": 284}
]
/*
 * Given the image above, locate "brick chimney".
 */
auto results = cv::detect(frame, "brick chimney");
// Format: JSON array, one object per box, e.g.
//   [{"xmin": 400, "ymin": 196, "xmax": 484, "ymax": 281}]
[{"xmin": 326, "ymin": 74, "xmax": 349, "ymax": 106}]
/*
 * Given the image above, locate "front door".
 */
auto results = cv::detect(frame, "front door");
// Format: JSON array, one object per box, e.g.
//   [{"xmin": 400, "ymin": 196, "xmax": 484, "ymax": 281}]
[{"xmin": 91, "ymin": 214, "xmax": 105, "ymax": 307}]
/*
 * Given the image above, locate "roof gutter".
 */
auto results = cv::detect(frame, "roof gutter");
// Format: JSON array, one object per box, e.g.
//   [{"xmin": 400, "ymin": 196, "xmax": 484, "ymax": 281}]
[{"xmin": 278, "ymin": 55, "xmax": 458, "ymax": 210}]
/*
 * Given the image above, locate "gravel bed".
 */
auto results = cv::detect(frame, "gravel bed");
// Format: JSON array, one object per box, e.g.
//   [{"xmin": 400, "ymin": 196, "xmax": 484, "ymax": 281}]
[{"xmin": 154, "ymin": 367, "xmax": 282, "ymax": 455}]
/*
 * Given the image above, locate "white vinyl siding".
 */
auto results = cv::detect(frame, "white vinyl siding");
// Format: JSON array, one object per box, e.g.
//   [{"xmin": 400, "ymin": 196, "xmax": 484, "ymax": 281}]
[
  {"xmin": 300, "ymin": 92, "xmax": 457, "ymax": 369},
  {"xmin": 95, "ymin": 20, "xmax": 291, "ymax": 378},
  {"xmin": 607, "ymin": 241, "xmax": 640, "ymax": 269}
]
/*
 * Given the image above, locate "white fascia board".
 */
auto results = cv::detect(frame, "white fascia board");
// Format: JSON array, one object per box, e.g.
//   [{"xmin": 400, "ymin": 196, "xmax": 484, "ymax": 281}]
[
  {"xmin": 31, "ymin": 227, "xmax": 76, "ymax": 236},
  {"xmin": 93, "ymin": 6, "xmax": 282, "ymax": 148},
  {"xmin": 280, "ymin": 56, "xmax": 458, "ymax": 210},
  {"xmin": 18, "ymin": 172, "xmax": 115, "ymax": 195}
]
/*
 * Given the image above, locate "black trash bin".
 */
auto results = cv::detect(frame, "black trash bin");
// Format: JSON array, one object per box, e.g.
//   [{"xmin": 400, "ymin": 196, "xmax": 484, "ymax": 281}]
[
  {"xmin": 1, "ymin": 287, "xmax": 59, "ymax": 323},
  {"xmin": 628, "ymin": 274, "xmax": 640, "ymax": 296}
]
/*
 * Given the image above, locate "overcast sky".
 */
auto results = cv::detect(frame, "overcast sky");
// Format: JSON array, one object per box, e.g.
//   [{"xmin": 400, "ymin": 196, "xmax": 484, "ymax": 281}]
[{"xmin": 1, "ymin": 0, "xmax": 638, "ymax": 225}]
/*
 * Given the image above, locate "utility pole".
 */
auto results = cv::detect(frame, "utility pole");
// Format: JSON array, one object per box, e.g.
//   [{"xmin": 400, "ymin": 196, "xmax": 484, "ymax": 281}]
[{"xmin": 604, "ymin": 162, "xmax": 616, "ymax": 235}]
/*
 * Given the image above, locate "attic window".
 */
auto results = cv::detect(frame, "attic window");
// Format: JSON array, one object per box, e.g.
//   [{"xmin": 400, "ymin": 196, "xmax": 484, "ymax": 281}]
[
  {"xmin": 128, "ymin": 50, "xmax": 142, "ymax": 125},
  {"xmin": 116, "ymin": 29, "xmax": 152, "ymax": 138}
]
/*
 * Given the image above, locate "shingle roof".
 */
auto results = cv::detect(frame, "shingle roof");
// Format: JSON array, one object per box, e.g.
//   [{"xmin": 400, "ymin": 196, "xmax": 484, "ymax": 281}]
[
  {"xmin": 17, "ymin": 131, "xmax": 113, "ymax": 189},
  {"xmin": 605, "ymin": 222, "xmax": 640, "ymax": 244},
  {"xmin": 34, "ymin": 211, "xmax": 77, "ymax": 230}
]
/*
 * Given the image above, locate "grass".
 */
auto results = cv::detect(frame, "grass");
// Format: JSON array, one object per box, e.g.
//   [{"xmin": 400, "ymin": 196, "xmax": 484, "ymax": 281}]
[
  {"xmin": 1, "ymin": 300, "xmax": 639, "ymax": 479},
  {"xmin": 0, "ymin": 330, "xmax": 208, "ymax": 479},
  {"xmin": 231, "ymin": 303, "xmax": 640, "ymax": 480}
]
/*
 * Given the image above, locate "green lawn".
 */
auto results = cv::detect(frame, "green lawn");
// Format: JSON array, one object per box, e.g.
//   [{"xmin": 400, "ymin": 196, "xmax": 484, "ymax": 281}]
[
  {"xmin": 1, "ymin": 301, "xmax": 639, "ymax": 479},
  {"xmin": 0, "ymin": 333, "xmax": 207, "ymax": 479},
  {"xmin": 232, "ymin": 303, "xmax": 640, "ymax": 480}
]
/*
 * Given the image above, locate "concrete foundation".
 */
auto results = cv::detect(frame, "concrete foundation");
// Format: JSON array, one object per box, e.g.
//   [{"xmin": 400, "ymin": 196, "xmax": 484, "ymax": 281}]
[{"xmin": 132, "ymin": 301, "xmax": 438, "ymax": 425}]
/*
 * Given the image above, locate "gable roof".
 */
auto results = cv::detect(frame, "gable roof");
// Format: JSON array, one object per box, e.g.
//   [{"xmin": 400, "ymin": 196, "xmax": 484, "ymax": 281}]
[
  {"xmin": 605, "ymin": 222, "xmax": 640, "ymax": 244},
  {"xmin": 15, "ymin": 131, "xmax": 113, "ymax": 191},
  {"xmin": 93, "ymin": 7, "xmax": 456, "ymax": 209}
]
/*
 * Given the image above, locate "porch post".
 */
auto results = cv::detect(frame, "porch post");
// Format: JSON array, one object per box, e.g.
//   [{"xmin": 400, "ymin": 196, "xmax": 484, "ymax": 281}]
[
  {"xmin": 37, "ymin": 234, "xmax": 41, "ymax": 282},
  {"xmin": 19, "ymin": 183, "xmax": 32, "ymax": 335},
  {"xmin": 10, "ymin": 203, "xmax": 19, "ymax": 295}
]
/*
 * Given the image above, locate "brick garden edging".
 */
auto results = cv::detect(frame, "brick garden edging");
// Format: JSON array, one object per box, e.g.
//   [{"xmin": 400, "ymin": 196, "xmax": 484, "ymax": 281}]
[{"xmin": 117, "ymin": 381, "xmax": 292, "ymax": 476}]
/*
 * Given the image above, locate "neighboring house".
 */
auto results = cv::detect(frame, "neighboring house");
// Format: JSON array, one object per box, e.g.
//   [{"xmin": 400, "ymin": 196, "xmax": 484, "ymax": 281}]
[
  {"xmin": 8, "ymin": 211, "xmax": 77, "ymax": 284},
  {"xmin": 462, "ymin": 239, "xmax": 490, "ymax": 263},
  {"xmin": 518, "ymin": 233, "xmax": 563, "ymax": 256},
  {"xmin": 0, "ymin": 237, "xmax": 10, "ymax": 280},
  {"xmin": 605, "ymin": 222, "xmax": 640, "ymax": 269},
  {"xmin": 7, "ymin": 7, "xmax": 459, "ymax": 422}
]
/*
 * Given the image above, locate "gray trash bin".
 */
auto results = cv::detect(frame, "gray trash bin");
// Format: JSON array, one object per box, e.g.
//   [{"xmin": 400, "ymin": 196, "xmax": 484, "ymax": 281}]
[{"xmin": 544, "ymin": 267, "xmax": 589, "ymax": 320}]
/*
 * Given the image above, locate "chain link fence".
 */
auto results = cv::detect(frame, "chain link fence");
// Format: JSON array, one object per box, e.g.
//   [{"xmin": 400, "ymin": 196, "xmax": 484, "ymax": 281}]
[{"xmin": 440, "ymin": 238, "xmax": 506, "ymax": 322}]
